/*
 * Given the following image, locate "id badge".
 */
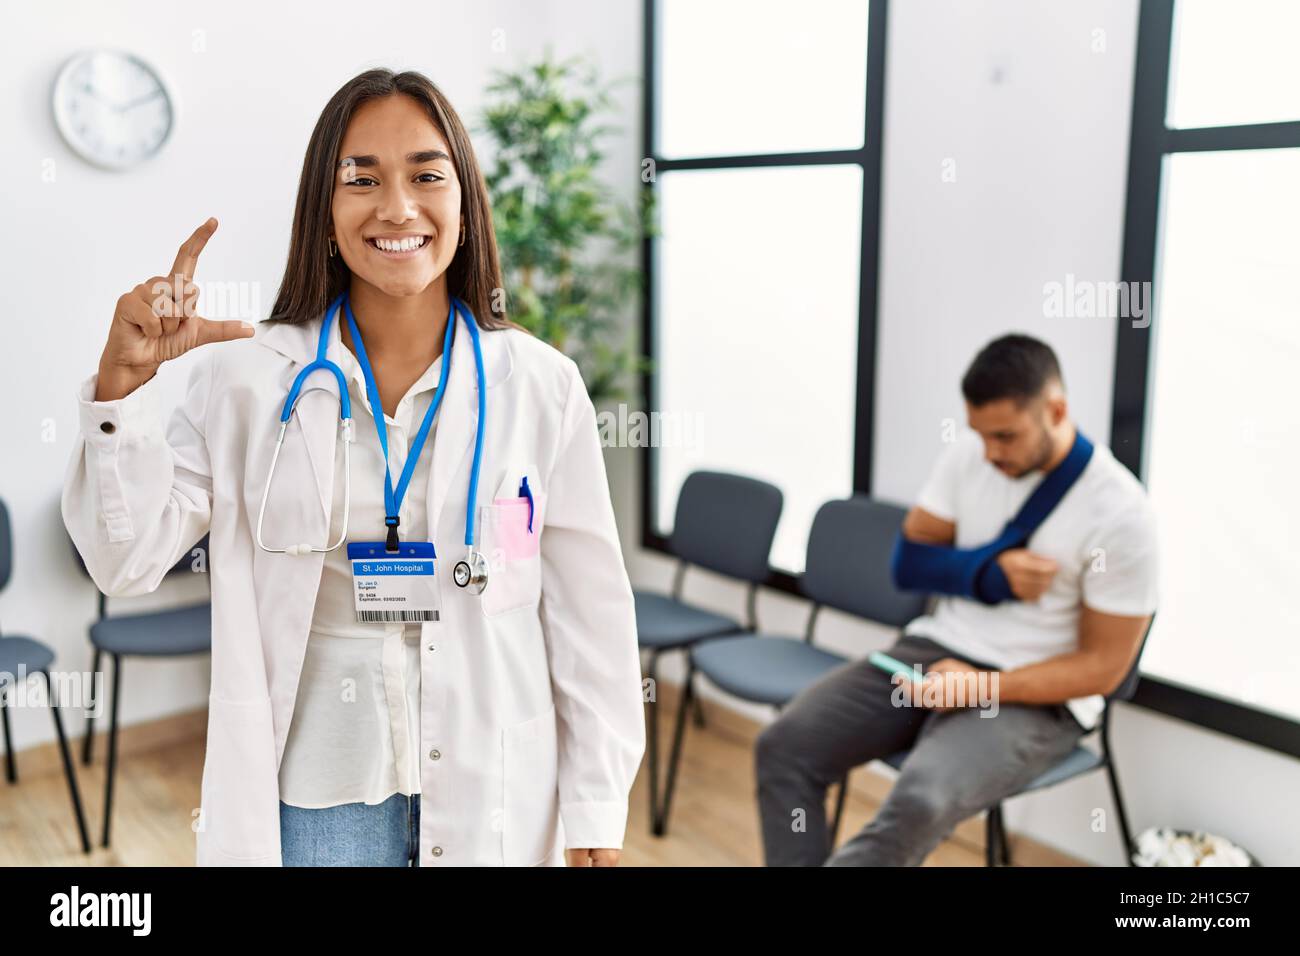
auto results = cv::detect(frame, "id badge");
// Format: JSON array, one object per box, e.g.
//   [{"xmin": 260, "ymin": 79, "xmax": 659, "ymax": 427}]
[{"xmin": 347, "ymin": 541, "xmax": 441, "ymax": 623}]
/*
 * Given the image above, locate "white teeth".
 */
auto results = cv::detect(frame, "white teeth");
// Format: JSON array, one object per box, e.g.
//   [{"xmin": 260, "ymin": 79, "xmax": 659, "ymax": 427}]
[{"xmin": 373, "ymin": 236, "xmax": 426, "ymax": 252}]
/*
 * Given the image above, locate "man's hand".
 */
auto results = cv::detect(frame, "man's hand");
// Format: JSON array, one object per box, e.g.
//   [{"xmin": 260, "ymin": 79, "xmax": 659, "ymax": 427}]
[
  {"xmin": 566, "ymin": 848, "xmax": 621, "ymax": 867},
  {"xmin": 893, "ymin": 657, "xmax": 992, "ymax": 712},
  {"xmin": 996, "ymin": 548, "xmax": 1059, "ymax": 601}
]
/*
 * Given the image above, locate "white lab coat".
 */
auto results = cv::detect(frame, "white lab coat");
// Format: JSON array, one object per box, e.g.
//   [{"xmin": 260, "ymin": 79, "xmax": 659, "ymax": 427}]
[{"xmin": 61, "ymin": 309, "xmax": 645, "ymax": 866}]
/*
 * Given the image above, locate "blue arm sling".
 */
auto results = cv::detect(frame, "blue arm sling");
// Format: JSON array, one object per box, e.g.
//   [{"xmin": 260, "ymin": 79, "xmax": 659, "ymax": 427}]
[{"xmin": 891, "ymin": 431, "xmax": 1095, "ymax": 605}]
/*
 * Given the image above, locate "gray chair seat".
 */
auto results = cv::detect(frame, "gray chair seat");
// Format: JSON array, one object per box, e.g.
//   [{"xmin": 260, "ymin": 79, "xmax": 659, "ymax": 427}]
[
  {"xmin": 635, "ymin": 591, "xmax": 741, "ymax": 649},
  {"xmin": 0, "ymin": 636, "xmax": 56, "ymax": 676},
  {"xmin": 691, "ymin": 634, "xmax": 848, "ymax": 706},
  {"xmin": 883, "ymin": 743, "xmax": 1102, "ymax": 794},
  {"xmin": 89, "ymin": 602, "xmax": 212, "ymax": 656}
]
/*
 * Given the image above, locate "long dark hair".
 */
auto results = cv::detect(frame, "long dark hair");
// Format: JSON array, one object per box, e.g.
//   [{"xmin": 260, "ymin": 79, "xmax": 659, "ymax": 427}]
[{"xmin": 267, "ymin": 69, "xmax": 513, "ymax": 331}]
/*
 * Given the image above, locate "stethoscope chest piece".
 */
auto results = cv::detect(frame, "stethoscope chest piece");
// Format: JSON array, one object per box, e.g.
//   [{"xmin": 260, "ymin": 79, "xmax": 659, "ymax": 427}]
[{"xmin": 453, "ymin": 550, "xmax": 489, "ymax": 594}]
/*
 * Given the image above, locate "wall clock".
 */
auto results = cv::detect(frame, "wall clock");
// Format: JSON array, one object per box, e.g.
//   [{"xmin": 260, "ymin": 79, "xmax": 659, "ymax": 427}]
[{"xmin": 52, "ymin": 50, "xmax": 175, "ymax": 170}]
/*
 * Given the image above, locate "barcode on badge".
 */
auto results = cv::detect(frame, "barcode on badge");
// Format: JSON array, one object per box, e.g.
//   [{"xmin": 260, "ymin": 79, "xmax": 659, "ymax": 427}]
[{"xmin": 356, "ymin": 610, "xmax": 441, "ymax": 622}]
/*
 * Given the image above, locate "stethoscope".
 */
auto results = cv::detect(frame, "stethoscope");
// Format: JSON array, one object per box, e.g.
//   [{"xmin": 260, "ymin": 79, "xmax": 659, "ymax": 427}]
[{"xmin": 255, "ymin": 291, "xmax": 489, "ymax": 594}]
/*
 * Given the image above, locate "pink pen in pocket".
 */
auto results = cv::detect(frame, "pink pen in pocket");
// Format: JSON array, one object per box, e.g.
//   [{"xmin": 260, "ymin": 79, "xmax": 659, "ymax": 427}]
[{"xmin": 492, "ymin": 475, "xmax": 539, "ymax": 561}]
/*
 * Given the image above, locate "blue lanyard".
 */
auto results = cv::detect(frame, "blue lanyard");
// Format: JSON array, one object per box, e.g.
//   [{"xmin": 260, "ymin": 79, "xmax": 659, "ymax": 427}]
[
  {"xmin": 343, "ymin": 291, "xmax": 455, "ymax": 551},
  {"xmin": 1001, "ymin": 429, "xmax": 1094, "ymax": 545}
]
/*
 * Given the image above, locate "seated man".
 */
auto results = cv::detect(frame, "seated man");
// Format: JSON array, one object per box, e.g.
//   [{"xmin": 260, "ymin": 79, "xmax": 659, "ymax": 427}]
[{"xmin": 756, "ymin": 333, "xmax": 1157, "ymax": 866}]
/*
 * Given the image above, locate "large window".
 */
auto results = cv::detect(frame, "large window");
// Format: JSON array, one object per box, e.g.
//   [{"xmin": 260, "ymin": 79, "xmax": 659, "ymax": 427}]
[
  {"xmin": 1115, "ymin": 0, "xmax": 1300, "ymax": 755},
  {"xmin": 642, "ymin": 0, "xmax": 887, "ymax": 577}
]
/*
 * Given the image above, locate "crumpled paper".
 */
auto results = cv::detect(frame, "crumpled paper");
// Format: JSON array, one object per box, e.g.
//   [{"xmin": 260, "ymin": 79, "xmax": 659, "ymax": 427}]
[{"xmin": 1132, "ymin": 827, "xmax": 1253, "ymax": 867}]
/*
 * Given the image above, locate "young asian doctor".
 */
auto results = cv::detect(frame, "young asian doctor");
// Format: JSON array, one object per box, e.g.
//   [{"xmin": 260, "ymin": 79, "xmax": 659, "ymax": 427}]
[{"xmin": 61, "ymin": 68, "xmax": 645, "ymax": 867}]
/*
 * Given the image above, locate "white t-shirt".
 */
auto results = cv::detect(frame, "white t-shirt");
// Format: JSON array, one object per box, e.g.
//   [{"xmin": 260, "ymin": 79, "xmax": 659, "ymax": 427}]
[
  {"xmin": 277, "ymin": 317, "xmax": 442, "ymax": 809},
  {"xmin": 903, "ymin": 428, "xmax": 1159, "ymax": 731}
]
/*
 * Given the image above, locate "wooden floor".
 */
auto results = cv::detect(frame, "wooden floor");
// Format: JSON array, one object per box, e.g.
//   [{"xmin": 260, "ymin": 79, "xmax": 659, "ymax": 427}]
[{"xmin": 1, "ymin": 688, "xmax": 1082, "ymax": 867}]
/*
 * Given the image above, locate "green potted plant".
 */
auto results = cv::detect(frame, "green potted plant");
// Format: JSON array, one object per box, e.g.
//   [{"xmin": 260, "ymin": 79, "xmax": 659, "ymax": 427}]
[{"xmin": 480, "ymin": 50, "xmax": 655, "ymax": 405}]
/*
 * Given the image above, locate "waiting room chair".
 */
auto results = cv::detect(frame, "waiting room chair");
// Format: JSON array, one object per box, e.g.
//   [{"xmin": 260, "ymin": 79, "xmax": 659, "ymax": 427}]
[
  {"xmin": 658, "ymin": 496, "xmax": 926, "ymax": 840},
  {"xmin": 0, "ymin": 498, "xmax": 91, "ymax": 854},
  {"xmin": 637, "ymin": 471, "xmax": 782, "ymax": 835},
  {"xmin": 70, "ymin": 532, "xmax": 212, "ymax": 848},
  {"xmin": 878, "ymin": 615, "xmax": 1156, "ymax": 866}
]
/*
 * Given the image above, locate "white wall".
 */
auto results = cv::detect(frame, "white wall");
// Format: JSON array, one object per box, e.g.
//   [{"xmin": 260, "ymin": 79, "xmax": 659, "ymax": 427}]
[{"xmin": 628, "ymin": 0, "xmax": 1300, "ymax": 867}]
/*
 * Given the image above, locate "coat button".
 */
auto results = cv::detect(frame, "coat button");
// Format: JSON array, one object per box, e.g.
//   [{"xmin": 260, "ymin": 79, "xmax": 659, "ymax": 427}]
[
  {"xmin": 429, "ymin": 749, "xmax": 441, "ymax": 760},
  {"xmin": 431, "ymin": 846, "xmax": 443, "ymax": 858},
  {"xmin": 99, "ymin": 421, "xmax": 116, "ymax": 434}
]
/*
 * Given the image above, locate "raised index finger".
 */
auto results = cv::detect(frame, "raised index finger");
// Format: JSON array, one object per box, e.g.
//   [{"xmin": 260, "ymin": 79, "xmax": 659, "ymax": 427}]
[{"xmin": 170, "ymin": 217, "xmax": 218, "ymax": 280}]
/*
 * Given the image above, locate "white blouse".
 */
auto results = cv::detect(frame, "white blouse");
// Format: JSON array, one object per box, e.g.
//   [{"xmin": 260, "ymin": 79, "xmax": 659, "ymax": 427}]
[{"xmin": 277, "ymin": 314, "xmax": 443, "ymax": 810}]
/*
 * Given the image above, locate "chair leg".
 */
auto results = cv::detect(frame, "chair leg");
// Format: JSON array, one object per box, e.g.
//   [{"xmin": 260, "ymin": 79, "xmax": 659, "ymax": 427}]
[
  {"xmin": 997, "ymin": 805, "xmax": 1011, "ymax": 865},
  {"xmin": 1104, "ymin": 759, "xmax": 1136, "ymax": 867},
  {"xmin": 655, "ymin": 657, "xmax": 696, "ymax": 836},
  {"xmin": 986, "ymin": 805, "xmax": 1007, "ymax": 867},
  {"xmin": 82, "ymin": 647, "xmax": 102, "ymax": 765},
  {"xmin": 2, "ymin": 686, "xmax": 15, "ymax": 784},
  {"xmin": 690, "ymin": 678, "xmax": 707, "ymax": 729},
  {"xmin": 42, "ymin": 670, "xmax": 92, "ymax": 854},
  {"xmin": 644, "ymin": 650, "xmax": 662, "ymax": 835},
  {"xmin": 101, "ymin": 653, "xmax": 122, "ymax": 849},
  {"xmin": 829, "ymin": 773, "xmax": 849, "ymax": 851},
  {"xmin": 1101, "ymin": 709, "xmax": 1136, "ymax": 866}
]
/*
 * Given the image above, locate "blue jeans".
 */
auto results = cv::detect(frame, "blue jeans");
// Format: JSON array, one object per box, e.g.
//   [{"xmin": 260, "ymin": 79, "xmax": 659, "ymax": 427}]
[{"xmin": 280, "ymin": 792, "xmax": 420, "ymax": 866}]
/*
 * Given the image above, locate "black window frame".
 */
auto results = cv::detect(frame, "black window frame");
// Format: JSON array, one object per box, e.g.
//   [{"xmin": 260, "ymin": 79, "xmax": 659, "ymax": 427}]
[
  {"xmin": 639, "ymin": 0, "xmax": 890, "ymax": 595},
  {"xmin": 1114, "ymin": 0, "xmax": 1300, "ymax": 758}
]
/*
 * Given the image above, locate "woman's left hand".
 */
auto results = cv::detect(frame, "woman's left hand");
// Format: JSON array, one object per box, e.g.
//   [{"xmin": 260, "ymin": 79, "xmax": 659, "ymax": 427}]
[{"xmin": 565, "ymin": 848, "xmax": 621, "ymax": 867}]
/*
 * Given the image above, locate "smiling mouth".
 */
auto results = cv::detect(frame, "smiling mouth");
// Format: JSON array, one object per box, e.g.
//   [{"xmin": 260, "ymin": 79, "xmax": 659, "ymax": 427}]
[{"xmin": 365, "ymin": 235, "xmax": 431, "ymax": 257}]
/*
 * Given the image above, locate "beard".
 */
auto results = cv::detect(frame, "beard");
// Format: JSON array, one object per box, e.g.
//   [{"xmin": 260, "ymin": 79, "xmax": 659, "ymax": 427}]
[
  {"xmin": 1022, "ymin": 426, "xmax": 1057, "ymax": 476},
  {"xmin": 1002, "ymin": 426, "xmax": 1056, "ymax": 478}
]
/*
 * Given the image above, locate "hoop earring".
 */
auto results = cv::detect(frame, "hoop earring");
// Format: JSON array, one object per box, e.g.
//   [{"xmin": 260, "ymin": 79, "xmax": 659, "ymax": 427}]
[
  {"xmin": 458, "ymin": 225, "xmax": 466, "ymax": 248},
  {"xmin": 328, "ymin": 237, "xmax": 337, "ymax": 257}
]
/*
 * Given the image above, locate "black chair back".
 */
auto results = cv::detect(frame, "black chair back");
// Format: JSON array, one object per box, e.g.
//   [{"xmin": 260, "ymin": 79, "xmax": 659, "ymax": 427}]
[
  {"xmin": 0, "ymin": 498, "xmax": 12, "ymax": 594},
  {"xmin": 669, "ymin": 471, "xmax": 782, "ymax": 584},
  {"xmin": 801, "ymin": 496, "xmax": 928, "ymax": 628}
]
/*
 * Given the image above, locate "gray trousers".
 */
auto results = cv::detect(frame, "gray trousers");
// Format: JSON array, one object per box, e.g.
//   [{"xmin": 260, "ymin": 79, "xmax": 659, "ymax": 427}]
[{"xmin": 756, "ymin": 634, "xmax": 1085, "ymax": 866}]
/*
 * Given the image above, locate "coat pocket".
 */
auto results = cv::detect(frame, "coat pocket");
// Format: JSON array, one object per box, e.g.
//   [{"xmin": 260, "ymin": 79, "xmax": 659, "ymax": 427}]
[
  {"xmin": 201, "ymin": 695, "xmax": 282, "ymax": 863},
  {"xmin": 502, "ymin": 704, "xmax": 560, "ymax": 866},
  {"xmin": 479, "ymin": 473, "xmax": 543, "ymax": 618}
]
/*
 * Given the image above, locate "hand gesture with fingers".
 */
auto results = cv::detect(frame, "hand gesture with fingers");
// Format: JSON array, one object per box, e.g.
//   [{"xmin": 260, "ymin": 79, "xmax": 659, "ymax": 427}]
[{"xmin": 97, "ymin": 218, "xmax": 255, "ymax": 400}]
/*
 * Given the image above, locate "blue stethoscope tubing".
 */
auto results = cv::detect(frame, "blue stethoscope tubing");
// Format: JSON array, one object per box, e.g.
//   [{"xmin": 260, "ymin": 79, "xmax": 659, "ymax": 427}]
[{"xmin": 255, "ymin": 291, "xmax": 488, "ymax": 589}]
